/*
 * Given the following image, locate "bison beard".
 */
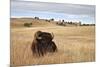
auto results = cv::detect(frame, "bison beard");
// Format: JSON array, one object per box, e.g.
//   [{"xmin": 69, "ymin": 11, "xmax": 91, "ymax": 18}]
[{"xmin": 31, "ymin": 31, "xmax": 57, "ymax": 56}]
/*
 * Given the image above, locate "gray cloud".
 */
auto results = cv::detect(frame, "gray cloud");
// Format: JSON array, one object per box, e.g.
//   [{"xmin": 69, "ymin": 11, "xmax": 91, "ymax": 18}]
[{"xmin": 11, "ymin": 0, "xmax": 95, "ymax": 17}]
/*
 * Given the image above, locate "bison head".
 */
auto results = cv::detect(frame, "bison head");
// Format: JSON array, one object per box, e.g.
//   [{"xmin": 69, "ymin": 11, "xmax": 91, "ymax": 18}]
[{"xmin": 34, "ymin": 31, "xmax": 54, "ymax": 43}]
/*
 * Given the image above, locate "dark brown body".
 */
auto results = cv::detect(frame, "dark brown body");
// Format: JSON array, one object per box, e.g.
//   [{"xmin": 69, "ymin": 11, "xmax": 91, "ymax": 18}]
[{"xmin": 31, "ymin": 31, "xmax": 57, "ymax": 56}]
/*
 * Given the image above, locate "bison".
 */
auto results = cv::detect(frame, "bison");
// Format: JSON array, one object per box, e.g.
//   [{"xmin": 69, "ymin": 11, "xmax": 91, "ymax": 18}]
[{"xmin": 31, "ymin": 31, "xmax": 57, "ymax": 56}]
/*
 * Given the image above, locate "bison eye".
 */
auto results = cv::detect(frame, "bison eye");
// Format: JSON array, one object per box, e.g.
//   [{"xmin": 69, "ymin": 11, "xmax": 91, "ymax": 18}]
[{"xmin": 38, "ymin": 34, "xmax": 42, "ymax": 37}]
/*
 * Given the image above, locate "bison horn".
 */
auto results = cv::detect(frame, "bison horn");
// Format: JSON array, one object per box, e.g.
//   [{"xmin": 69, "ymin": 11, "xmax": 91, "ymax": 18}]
[
  {"xmin": 37, "ymin": 37, "xmax": 42, "ymax": 39},
  {"xmin": 51, "ymin": 32, "xmax": 54, "ymax": 39},
  {"xmin": 34, "ymin": 31, "xmax": 42, "ymax": 39}
]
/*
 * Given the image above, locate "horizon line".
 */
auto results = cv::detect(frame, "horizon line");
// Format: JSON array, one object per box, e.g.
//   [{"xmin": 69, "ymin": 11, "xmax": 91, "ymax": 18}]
[{"xmin": 10, "ymin": 16, "xmax": 95, "ymax": 24}]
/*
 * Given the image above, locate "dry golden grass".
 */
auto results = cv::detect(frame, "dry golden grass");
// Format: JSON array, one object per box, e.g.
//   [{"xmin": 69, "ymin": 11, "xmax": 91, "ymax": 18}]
[
  {"xmin": 11, "ymin": 26, "xmax": 95, "ymax": 66},
  {"xmin": 10, "ymin": 18, "xmax": 95, "ymax": 66}
]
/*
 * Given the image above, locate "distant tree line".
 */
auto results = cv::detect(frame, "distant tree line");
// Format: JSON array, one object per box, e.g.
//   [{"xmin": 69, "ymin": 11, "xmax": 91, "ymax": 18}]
[
  {"xmin": 56, "ymin": 20, "xmax": 81, "ymax": 26},
  {"xmin": 24, "ymin": 16, "xmax": 95, "ymax": 27},
  {"xmin": 81, "ymin": 24, "xmax": 95, "ymax": 26}
]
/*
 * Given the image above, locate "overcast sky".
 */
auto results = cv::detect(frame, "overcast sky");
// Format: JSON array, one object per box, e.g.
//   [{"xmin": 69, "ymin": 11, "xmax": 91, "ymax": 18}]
[{"xmin": 11, "ymin": 0, "xmax": 95, "ymax": 24}]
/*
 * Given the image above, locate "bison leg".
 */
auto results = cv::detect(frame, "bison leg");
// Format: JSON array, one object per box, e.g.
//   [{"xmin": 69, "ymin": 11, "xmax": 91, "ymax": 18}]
[
  {"xmin": 37, "ymin": 43, "xmax": 45, "ymax": 56},
  {"xmin": 31, "ymin": 42, "xmax": 37, "ymax": 55},
  {"xmin": 51, "ymin": 41, "xmax": 57, "ymax": 52},
  {"xmin": 47, "ymin": 41, "xmax": 57, "ymax": 52}
]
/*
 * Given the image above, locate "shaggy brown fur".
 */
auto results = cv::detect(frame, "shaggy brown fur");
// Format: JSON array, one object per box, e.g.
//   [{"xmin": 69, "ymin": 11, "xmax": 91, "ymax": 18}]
[{"xmin": 31, "ymin": 31, "xmax": 57, "ymax": 56}]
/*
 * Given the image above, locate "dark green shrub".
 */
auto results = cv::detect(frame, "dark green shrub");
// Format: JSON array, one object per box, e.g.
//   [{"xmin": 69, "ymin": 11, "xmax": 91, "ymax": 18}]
[
  {"xmin": 34, "ymin": 17, "xmax": 39, "ymax": 20},
  {"xmin": 50, "ymin": 18, "xmax": 54, "ymax": 21},
  {"xmin": 24, "ymin": 23, "xmax": 32, "ymax": 27}
]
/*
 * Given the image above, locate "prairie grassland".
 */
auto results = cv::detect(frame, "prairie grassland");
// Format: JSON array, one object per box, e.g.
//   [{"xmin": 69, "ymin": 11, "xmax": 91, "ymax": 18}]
[{"xmin": 11, "ymin": 25, "xmax": 95, "ymax": 66}]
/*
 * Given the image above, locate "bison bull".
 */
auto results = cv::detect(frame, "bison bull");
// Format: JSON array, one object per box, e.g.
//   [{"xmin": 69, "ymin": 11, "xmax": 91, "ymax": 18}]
[{"xmin": 31, "ymin": 31, "xmax": 57, "ymax": 56}]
